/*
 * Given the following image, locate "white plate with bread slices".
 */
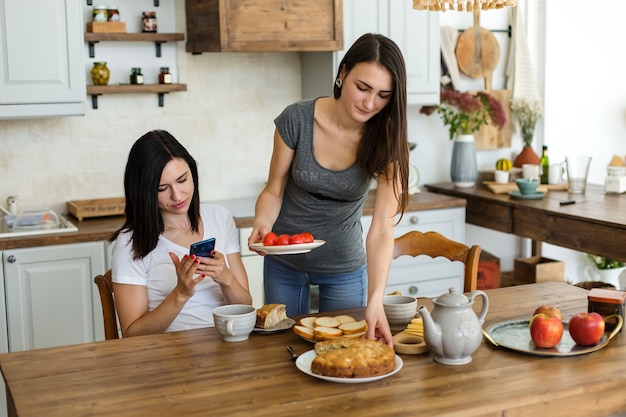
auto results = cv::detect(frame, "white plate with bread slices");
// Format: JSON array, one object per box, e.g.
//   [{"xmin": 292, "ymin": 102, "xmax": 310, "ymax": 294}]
[
  {"xmin": 254, "ymin": 304, "xmax": 295, "ymax": 333},
  {"xmin": 293, "ymin": 315, "xmax": 367, "ymax": 343},
  {"xmin": 295, "ymin": 350, "xmax": 403, "ymax": 384},
  {"xmin": 249, "ymin": 240, "xmax": 325, "ymax": 255}
]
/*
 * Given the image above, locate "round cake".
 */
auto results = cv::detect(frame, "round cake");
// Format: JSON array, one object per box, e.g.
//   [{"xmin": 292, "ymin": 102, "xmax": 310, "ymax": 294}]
[{"xmin": 311, "ymin": 337, "xmax": 396, "ymax": 378}]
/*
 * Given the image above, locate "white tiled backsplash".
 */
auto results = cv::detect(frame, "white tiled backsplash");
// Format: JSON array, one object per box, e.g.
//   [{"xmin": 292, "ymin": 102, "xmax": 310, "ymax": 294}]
[{"xmin": 0, "ymin": 0, "xmax": 300, "ymax": 215}]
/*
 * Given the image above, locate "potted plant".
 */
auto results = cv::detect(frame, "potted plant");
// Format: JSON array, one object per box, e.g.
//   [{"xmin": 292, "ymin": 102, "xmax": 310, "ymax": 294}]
[
  {"xmin": 511, "ymin": 98, "xmax": 543, "ymax": 167},
  {"xmin": 584, "ymin": 254, "xmax": 626, "ymax": 289},
  {"xmin": 420, "ymin": 89, "xmax": 506, "ymax": 187}
]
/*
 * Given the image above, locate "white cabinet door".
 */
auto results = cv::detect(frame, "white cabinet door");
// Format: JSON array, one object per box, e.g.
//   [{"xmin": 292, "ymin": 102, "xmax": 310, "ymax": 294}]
[
  {"xmin": 301, "ymin": 0, "xmax": 439, "ymax": 105},
  {"xmin": 2, "ymin": 242, "xmax": 106, "ymax": 352},
  {"xmin": 362, "ymin": 207, "xmax": 466, "ymax": 298},
  {"xmin": 238, "ymin": 227, "xmax": 265, "ymax": 308},
  {"xmin": 0, "ymin": 0, "xmax": 85, "ymax": 119}
]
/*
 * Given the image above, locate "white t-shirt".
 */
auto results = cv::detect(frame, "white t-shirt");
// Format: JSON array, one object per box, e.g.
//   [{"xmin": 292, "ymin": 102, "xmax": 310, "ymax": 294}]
[{"xmin": 111, "ymin": 204, "xmax": 240, "ymax": 332}]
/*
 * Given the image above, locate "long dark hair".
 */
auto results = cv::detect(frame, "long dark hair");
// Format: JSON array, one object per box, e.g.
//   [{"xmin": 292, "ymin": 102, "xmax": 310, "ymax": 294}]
[
  {"xmin": 334, "ymin": 33, "xmax": 409, "ymax": 215},
  {"xmin": 109, "ymin": 130, "xmax": 201, "ymax": 259}
]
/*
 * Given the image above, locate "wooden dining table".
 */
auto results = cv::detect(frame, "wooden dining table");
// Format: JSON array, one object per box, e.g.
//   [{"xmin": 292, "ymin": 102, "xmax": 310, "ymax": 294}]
[{"xmin": 1, "ymin": 282, "xmax": 626, "ymax": 417}]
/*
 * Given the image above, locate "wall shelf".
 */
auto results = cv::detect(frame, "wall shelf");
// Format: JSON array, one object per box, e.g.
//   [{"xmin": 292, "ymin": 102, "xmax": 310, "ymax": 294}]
[
  {"xmin": 86, "ymin": 84, "xmax": 187, "ymax": 108},
  {"xmin": 87, "ymin": 0, "xmax": 159, "ymax": 5},
  {"xmin": 84, "ymin": 33, "xmax": 185, "ymax": 57}
]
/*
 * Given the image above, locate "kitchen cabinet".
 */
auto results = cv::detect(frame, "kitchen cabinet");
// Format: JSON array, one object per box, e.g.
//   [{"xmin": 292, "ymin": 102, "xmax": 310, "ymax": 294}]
[
  {"xmin": 185, "ymin": 0, "xmax": 343, "ymax": 53},
  {"xmin": 361, "ymin": 207, "xmax": 466, "ymax": 297},
  {"xmin": 301, "ymin": 0, "xmax": 440, "ymax": 105},
  {"xmin": 0, "ymin": 256, "xmax": 6, "ymax": 417},
  {"xmin": 0, "ymin": 0, "xmax": 86, "ymax": 119},
  {"xmin": 2, "ymin": 241, "xmax": 106, "ymax": 352}
]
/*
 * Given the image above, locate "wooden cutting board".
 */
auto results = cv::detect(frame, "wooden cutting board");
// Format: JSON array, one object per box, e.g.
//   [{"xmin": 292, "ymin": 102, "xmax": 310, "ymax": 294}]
[
  {"xmin": 455, "ymin": 9, "xmax": 500, "ymax": 89},
  {"xmin": 483, "ymin": 181, "xmax": 568, "ymax": 194},
  {"xmin": 474, "ymin": 89, "xmax": 513, "ymax": 149}
]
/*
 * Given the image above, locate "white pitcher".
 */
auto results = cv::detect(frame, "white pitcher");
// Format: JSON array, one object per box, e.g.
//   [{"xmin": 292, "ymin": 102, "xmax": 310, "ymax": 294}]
[{"xmin": 584, "ymin": 266, "xmax": 626, "ymax": 289}]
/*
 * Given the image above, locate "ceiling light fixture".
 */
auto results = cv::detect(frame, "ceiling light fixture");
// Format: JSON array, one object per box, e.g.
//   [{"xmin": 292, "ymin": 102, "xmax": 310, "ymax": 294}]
[{"xmin": 413, "ymin": 0, "xmax": 517, "ymax": 12}]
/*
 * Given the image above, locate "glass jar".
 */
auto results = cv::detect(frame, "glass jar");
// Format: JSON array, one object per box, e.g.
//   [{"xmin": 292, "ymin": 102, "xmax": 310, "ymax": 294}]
[
  {"xmin": 605, "ymin": 166, "xmax": 626, "ymax": 194},
  {"xmin": 142, "ymin": 11, "xmax": 157, "ymax": 33},
  {"xmin": 92, "ymin": 6, "xmax": 108, "ymax": 22},
  {"xmin": 107, "ymin": 6, "xmax": 120, "ymax": 22},
  {"xmin": 158, "ymin": 67, "xmax": 172, "ymax": 84},
  {"xmin": 130, "ymin": 68, "xmax": 144, "ymax": 85},
  {"xmin": 91, "ymin": 62, "xmax": 110, "ymax": 85}
]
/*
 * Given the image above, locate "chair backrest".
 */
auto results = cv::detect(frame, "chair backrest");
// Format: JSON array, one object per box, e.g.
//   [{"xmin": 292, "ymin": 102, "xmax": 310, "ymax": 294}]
[
  {"xmin": 393, "ymin": 231, "xmax": 482, "ymax": 293},
  {"xmin": 94, "ymin": 269, "xmax": 120, "ymax": 340}
]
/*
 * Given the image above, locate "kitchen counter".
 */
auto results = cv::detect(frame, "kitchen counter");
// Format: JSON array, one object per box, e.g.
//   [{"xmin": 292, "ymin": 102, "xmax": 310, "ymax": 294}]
[{"xmin": 0, "ymin": 191, "xmax": 465, "ymax": 250}]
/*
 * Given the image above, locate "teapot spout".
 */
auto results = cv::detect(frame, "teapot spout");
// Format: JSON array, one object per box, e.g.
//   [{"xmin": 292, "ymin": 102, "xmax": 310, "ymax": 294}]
[{"xmin": 418, "ymin": 305, "xmax": 442, "ymax": 351}]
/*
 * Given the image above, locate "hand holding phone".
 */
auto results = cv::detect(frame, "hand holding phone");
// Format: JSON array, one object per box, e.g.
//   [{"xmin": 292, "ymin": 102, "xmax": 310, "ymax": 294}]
[{"xmin": 190, "ymin": 237, "xmax": 216, "ymax": 258}]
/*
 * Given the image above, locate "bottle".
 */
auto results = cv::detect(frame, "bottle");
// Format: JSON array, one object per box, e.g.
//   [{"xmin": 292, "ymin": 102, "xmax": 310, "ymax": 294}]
[
  {"xmin": 540, "ymin": 145, "xmax": 549, "ymax": 184},
  {"xmin": 130, "ymin": 68, "xmax": 144, "ymax": 85},
  {"xmin": 142, "ymin": 11, "xmax": 157, "ymax": 32},
  {"xmin": 91, "ymin": 62, "xmax": 110, "ymax": 85},
  {"xmin": 107, "ymin": 6, "xmax": 120, "ymax": 22},
  {"xmin": 92, "ymin": 6, "xmax": 108, "ymax": 22},
  {"xmin": 158, "ymin": 67, "xmax": 172, "ymax": 84}
]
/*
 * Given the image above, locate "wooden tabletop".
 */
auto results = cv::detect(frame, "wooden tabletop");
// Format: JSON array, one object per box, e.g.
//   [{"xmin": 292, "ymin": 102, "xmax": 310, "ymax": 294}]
[
  {"xmin": 1, "ymin": 282, "xmax": 625, "ymax": 417},
  {"xmin": 425, "ymin": 183, "xmax": 626, "ymax": 262}
]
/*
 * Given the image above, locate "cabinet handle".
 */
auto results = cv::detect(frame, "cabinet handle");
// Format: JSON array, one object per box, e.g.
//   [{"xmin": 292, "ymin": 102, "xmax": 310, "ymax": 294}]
[
  {"xmin": 409, "ymin": 215, "xmax": 419, "ymax": 224},
  {"xmin": 7, "ymin": 255, "xmax": 16, "ymax": 263},
  {"xmin": 408, "ymin": 285, "xmax": 418, "ymax": 295}
]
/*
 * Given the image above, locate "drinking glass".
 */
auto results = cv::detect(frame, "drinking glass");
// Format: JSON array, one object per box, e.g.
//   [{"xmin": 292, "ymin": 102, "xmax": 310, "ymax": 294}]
[{"xmin": 565, "ymin": 156, "xmax": 592, "ymax": 194}]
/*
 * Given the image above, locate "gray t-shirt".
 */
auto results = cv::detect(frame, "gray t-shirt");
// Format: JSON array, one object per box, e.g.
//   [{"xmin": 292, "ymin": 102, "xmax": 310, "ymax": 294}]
[{"xmin": 272, "ymin": 99, "xmax": 371, "ymax": 274}]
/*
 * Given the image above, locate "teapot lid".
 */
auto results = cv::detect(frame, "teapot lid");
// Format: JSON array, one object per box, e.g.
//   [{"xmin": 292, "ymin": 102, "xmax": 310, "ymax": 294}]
[{"xmin": 434, "ymin": 287, "xmax": 470, "ymax": 306}]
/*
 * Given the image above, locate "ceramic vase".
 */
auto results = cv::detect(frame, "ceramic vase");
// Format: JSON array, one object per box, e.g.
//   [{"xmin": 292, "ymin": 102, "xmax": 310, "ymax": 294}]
[
  {"xmin": 513, "ymin": 145, "xmax": 541, "ymax": 168},
  {"xmin": 450, "ymin": 134, "xmax": 478, "ymax": 188}
]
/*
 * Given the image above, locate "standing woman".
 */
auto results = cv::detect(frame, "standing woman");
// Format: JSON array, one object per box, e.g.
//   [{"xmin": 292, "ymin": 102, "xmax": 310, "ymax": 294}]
[
  {"xmin": 111, "ymin": 130, "xmax": 252, "ymax": 337},
  {"xmin": 248, "ymin": 34, "xmax": 409, "ymax": 346}
]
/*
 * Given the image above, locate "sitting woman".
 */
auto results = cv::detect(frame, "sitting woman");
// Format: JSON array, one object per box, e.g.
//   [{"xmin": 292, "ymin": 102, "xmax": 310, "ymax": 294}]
[{"xmin": 110, "ymin": 130, "xmax": 252, "ymax": 337}]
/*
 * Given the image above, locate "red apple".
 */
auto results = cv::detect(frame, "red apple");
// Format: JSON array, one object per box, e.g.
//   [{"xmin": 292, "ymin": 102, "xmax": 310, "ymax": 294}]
[
  {"xmin": 568, "ymin": 312, "xmax": 605, "ymax": 347},
  {"xmin": 530, "ymin": 313, "xmax": 564, "ymax": 348},
  {"xmin": 533, "ymin": 305, "xmax": 562, "ymax": 321}
]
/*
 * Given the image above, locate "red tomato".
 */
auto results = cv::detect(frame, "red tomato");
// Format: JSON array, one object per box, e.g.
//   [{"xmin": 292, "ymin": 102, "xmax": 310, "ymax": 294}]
[
  {"xmin": 289, "ymin": 234, "xmax": 306, "ymax": 244},
  {"xmin": 300, "ymin": 231, "xmax": 314, "ymax": 243},
  {"xmin": 276, "ymin": 234, "xmax": 291, "ymax": 245},
  {"xmin": 263, "ymin": 232, "xmax": 278, "ymax": 246}
]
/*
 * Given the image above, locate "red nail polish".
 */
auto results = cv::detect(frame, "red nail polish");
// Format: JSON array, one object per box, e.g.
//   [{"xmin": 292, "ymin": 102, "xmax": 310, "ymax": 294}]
[
  {"xmin": 183, "ymin": 254, "xmax": 189, "ymax": 259},
  {"xmin": 190, "ymin": 254, "xmax": 196, "ymax": 260},
  {"xmin": 195, "ymin": 258, "xmax": 200, "ymax": 264}
]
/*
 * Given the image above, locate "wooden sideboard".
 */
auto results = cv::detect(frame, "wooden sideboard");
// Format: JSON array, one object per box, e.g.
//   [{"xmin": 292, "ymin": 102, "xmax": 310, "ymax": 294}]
[{"xmin": 425, "ymin": 183, "xmax": 626, "ymax": 262}]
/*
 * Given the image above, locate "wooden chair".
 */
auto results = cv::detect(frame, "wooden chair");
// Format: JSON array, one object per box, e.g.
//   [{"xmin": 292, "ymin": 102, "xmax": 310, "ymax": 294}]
[
  {"xmin": 94, "ymin": 269, "xmax": 120, "ymax": 340},
  {"xmin": 393, "ymin": 231, "xmax": 482, "ymax": 293}
]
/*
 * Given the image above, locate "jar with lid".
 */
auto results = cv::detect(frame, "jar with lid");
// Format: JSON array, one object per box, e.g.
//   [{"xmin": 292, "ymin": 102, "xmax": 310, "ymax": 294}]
[
  {"xmin": 107, "ymin": 6, "xmax": 120, "ymax": 22},
  {"xmin": 158, "ymin": 67, "xmax": 172, "ymax": 84},
  {"xmin": 130, "ymin": 68, "xmax": 144, "ymax": 85},
  {"xmin": 605, "ymin": 166, "xmax": 626, "ymax": 194},
  {"xmin": 142, "ymin": 11, "xmax": 157, "ymax": 32},
  {"xmin": 92, "ymin": 6, "xmax": 108, "ymax": 22},
  {"xmin": 91, "ymin": 62, "xmax": 110, "ymax": 85}
]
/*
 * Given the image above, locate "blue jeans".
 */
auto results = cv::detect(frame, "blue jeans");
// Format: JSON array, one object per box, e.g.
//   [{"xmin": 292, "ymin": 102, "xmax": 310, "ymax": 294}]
[{"xmin": 263, "ymin": 257, "xmax": 367, "ymax": 316}]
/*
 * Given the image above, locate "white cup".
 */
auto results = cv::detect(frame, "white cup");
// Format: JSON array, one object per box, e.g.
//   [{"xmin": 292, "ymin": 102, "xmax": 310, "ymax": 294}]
[
  {"xmin": 494, "ymin": 170, "xmax": 510, "ymax": 183},
  {"xmin": 548, "ymin": 163, "xmax": 565, "ymax": 184},
  {"xmin": 522, "ymin": 164, "xmax": 540, "ymax": 180},
  {"xmin": 383, "ymin": 295, "xmax": 418, "ymax": 332},
  {"xmin": 213, "ymin": 304, "xmax": 256, "ymax": 342}
]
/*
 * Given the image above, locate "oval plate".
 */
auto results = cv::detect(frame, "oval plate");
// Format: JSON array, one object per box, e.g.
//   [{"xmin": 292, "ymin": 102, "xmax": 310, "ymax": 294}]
[
  {"xmin": 253, "ymin": 318, "xmax": 295, "ymax": 334},
  {"xmin": 295, "ymin": 350, "xmax": 403, "ymax": 383},
  {"xmin": 484, "ymin": 316, "xmax": 622, "ymax": 357},
  {"xmin": 250, "ymin": 240, "xmax": 325, "ymax": 255}
]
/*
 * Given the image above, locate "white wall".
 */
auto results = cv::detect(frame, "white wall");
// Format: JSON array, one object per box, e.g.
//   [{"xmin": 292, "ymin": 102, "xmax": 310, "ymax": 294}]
[{"xmin": 1, "ymin": 0, "xmax": 624, "ymax": 283}]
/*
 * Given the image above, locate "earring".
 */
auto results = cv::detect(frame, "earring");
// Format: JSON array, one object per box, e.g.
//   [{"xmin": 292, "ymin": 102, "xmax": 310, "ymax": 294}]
[{"xmin": 335, "ymin": 77, "xmax": 343, "ymax": 88}]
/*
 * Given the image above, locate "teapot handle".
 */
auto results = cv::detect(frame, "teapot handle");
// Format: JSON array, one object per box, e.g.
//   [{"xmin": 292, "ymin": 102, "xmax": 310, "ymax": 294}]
[{"xmin": 468, "ymin": 290, "xmax": 489, "ymax": 324}]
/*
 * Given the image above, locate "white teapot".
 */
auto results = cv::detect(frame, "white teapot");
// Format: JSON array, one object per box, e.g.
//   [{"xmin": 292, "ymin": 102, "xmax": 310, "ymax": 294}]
[{"xmin": 418, "ymin": 287, "xmax": 489, "ymax": 365}]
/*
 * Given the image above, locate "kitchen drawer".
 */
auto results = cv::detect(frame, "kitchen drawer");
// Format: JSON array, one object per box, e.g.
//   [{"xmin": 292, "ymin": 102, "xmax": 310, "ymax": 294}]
[{"xmin": 385, "ymin": 277, "xmax": 460, "ymax": 299}]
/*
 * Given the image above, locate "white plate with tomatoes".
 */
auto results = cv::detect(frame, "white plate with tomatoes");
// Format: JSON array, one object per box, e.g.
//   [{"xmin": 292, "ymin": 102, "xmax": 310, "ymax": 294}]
[{"xmin": 250, "ymin": 240, "xmax": 326, "ymax": 255}]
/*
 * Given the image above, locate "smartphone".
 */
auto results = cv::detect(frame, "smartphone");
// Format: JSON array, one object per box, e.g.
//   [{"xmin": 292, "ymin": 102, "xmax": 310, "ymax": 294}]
[{"xmin": 190, "ymin": 237, "xmax": 216, "ymax": 258}]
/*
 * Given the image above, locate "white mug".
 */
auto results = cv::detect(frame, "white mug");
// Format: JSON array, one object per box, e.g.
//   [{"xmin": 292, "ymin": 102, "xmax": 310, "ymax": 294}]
[
  {"xmin": 548, "ymin": 163, "xmax": 564, "ymax": 184},
  {"xmin": 213, "ymin": 304, "xmax": 257, "ymax": 342},
  {"xmin": 522, "ymin": 164, "xmax": 540, "ymax": 180}
]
